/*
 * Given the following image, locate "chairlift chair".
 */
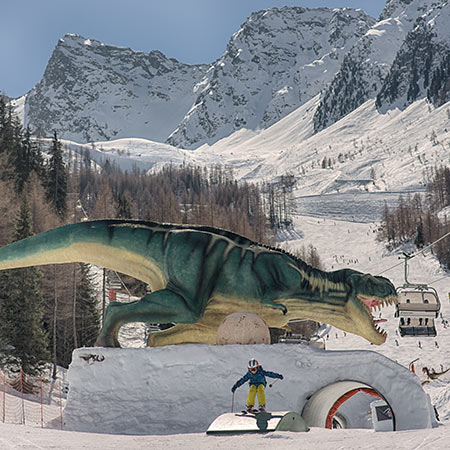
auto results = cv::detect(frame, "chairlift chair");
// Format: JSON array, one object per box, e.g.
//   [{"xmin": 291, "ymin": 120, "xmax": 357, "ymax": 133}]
[
  {"xmin": 395, "ymin": 254, "xmax": 441, "ymax": 337},
  {"xmin": 395, "ymin": 285, "xmax": 440, "ymax": 337}
]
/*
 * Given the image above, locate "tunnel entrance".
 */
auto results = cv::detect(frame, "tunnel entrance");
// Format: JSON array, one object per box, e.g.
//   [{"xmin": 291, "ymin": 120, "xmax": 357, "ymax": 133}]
[{"xmin": 302, "ymin": 381, "xmax": 395, "ymax": 431}]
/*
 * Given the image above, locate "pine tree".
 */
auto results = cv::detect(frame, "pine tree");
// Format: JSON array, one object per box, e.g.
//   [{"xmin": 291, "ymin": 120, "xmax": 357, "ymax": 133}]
[
  {"xmin": 75, "ymin": 263, "xmax": 100, "ymax": 347},
  {"xmin": 415, "ymin": 218, "xmax": 425, "ymax": 248},
  {"xmin": 9, "ymin": 126, "xmax": 43, "ymax": 193},
  {"xmin": 44, "ymin": 262, "xmax": 100, "ymax": 369},
  {"xmin": 0, "ymin": 196, "xmax": 50, "ymax": 376},
  {"xmin": 115, "ymin": 193, "xmax": 132, "ymax": 219},
  {"xmin": 45, "ymin": 131, "xmax": 68, "ymax": 219},
  {"xmin": 12, "ymin": 125, "xmax": 29, "ymax": 193},
  {"xmin": 0, "ymin": 96, "xmax": 10, "ymax": 152}
]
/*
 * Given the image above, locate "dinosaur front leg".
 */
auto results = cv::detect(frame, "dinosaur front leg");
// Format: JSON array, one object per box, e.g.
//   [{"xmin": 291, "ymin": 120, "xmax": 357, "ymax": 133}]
[
  {"xmin": 95, "ymin": 302, "xmax": 123, "ymax": 347},
  {"xmin": 95, "ymin": 289, "xmax": 200, "ymax": 347}
]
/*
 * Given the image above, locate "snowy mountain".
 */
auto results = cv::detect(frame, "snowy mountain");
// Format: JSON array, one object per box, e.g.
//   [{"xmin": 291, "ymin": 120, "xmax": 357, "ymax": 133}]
[
  {"xmin": 377, "ymin": 1, "xmax": 450, "ymax": 111},
  {"xmin": 166, "ymin": 7, "xmax": 374, "ymax": 149},
  {"xmin": 313, "ymin": 0, "xmax": 446, "ymax": 132},
  {"xmin": 24, "ymin": 34, "xmax": 207, "ymax": 143},
  {"xmin": 19, "ymin": 7, "xmax": 374, "ymax": 148},
  {"xmin": 54, "ymin": 90, "xmax": 450, "ymax": 213},
  {"xmin": 4, "ymin": 214, "xmax": 450, "ymax": 448},
  {"xmin": 17, "ymin": 2, "xmax": 449, "ymax": 149}
]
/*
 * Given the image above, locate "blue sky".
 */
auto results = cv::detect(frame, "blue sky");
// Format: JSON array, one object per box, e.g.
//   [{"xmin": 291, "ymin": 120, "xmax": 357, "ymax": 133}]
[{"xmin": 1, "ymin": 1, "xmax": 387, "ymax": 98}]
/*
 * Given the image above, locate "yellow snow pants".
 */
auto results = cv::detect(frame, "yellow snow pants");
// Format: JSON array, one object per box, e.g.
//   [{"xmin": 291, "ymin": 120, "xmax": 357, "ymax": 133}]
[{"xmin": 247, "ymin": 384, "xmax": 266, "ymax": 407}]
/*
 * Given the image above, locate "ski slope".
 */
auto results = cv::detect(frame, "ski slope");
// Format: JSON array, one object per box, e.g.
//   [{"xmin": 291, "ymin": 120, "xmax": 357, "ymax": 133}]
[
  {"xmin": 2, "ymin": 211, "xmax": 450, "ymax": 448},
  {"xmin": 5, "ymin": 77, "xmax": 450, "ymax": 450}
]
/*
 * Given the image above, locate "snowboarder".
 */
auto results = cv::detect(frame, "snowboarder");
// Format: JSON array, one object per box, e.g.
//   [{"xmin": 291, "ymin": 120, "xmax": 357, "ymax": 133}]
[{"xmin": 231, "ymin": 358, "xmax": 283, "ymax": 413}]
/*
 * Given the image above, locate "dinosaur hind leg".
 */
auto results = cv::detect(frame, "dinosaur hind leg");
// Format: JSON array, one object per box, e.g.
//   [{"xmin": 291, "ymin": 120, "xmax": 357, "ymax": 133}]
[{"xmin": 95, "ymin": 289, "xmax": 200, "ymax": 347}]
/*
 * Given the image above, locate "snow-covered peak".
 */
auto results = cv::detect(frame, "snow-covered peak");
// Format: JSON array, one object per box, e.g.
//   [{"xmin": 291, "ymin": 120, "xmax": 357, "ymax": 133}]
[
  {"xmin": 313, "ymin": 0, "xmax": 445, "ymax": 132},
  {"xmin": 59, "ymin": 33, "xmax": 104, "ymax": 48},
  {"xmin": 166, "ymin": 6, "xmax": 374, "ymax": 149},
  {"xmin": 23, "ymin": 34, "xmax": 208, "ymax": 143},
  {"xmin": 377, "ymin": 1, "xmax": 450, "ymax": 111},
  {"xmin": 379, "ymin": 0, "xmax": 416, "ymax": 20},
  {"xmin": 380, "ymin": 0, "xmax": 444, "ymax": 20}
]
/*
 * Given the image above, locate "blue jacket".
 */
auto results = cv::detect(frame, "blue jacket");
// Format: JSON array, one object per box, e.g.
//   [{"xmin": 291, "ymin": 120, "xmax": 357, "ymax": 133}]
[{"xmin": 232, "ymin": 366, "xmax": 283, "ymax": 391}]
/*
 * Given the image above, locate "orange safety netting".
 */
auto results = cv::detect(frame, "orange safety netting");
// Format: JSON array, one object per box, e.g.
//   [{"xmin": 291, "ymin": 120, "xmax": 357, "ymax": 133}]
[{"xmin": 0, "ymin": 368, "xmax": 63, "ymax": 428}]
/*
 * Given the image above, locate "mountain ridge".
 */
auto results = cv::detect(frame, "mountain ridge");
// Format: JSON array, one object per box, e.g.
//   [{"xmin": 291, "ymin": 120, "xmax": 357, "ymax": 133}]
[
  {"xmin": 21, "ymin": 7, "xmax": 375, "ymax": 147},
  {"xmin": 313, "ymin": 0, "xmax": 446, "ymax": 132},
  {"xmin": 14, "ymin": 1, "xmax": 450, "ymax": 155},
  {"xmin": 24, "ymin": 33, "xmax": 208, "ymax": 143},
  {"xmin": 167, "ymin": 6, "xmax": 374, "ymax": 148},
  {"xmin": 377, "ymin": 1, "xmax": 450, "ymax": 111}
]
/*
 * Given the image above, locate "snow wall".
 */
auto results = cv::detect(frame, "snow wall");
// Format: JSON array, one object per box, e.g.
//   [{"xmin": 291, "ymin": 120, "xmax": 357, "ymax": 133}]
[{"xmin": 64, "ymin": 344, "xmax": 435, "ymax": 435}]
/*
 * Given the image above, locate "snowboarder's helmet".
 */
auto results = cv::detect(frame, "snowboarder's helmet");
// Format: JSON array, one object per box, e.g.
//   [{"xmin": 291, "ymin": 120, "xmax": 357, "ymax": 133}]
[{"xmin": 248, "ymin": 358, "xmax": 259, "ymax": 369}]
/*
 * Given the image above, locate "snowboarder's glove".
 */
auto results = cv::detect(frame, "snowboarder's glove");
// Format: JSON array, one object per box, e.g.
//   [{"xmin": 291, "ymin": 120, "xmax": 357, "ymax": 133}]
[
  {"xmin": 231, "ymin": 385, "xmax": 237, "ymax": 393},
  {"xmin": 279, "ymin": 374, "xmax": 284, "ymax": 380}
]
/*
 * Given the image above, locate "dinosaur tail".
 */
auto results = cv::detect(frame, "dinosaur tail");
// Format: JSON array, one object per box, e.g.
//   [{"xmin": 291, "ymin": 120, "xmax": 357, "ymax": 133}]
[
  {"xmin": 0, "ymin": 221, "xmax": 124, "ymax": 272},
  {"xmin": 0, "ymin": 223, "xmax": 81, "ymax": 270},
  {"xmin": 0, "ymin": 220, "xmax": 163, "ymax": 287}
]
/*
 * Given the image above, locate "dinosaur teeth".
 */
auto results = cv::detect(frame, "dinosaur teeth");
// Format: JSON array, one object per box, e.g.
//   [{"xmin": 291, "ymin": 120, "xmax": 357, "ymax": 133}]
[
  {"xmin": 374, "ymin": 324, "xmax": 387, "ymax": 336},
  {"xmin": 365, "ymin": 295, "xmax": 398, "ymax": 311}
]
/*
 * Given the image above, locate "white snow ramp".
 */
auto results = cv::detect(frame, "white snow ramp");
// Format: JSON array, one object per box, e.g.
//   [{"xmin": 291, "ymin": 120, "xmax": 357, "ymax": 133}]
[{"xmin": 64, "ymin": 344, "xmax": 435, "ymax": 435}]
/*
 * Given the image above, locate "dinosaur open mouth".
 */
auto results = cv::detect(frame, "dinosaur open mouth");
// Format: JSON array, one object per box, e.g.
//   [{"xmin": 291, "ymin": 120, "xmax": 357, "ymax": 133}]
[{"xmin": 358, "ymin": 294, "xmax": 398, "ymax": 340}]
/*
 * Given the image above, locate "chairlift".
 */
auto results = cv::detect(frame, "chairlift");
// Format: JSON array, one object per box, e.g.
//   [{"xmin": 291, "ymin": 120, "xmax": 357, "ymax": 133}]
[{"xmin": 395, "ymin": 253, "xmax": 441, "ymax": 337}]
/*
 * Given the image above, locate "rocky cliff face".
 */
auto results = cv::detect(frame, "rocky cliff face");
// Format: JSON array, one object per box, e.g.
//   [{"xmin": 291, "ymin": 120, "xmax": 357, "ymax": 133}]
[
  {"xmin": 24, "ymin": 34, "xmax": 207, "ymax": 143},
  {"xmin": 377, "ymin": 2, "xmax": 450, "ymax": 110},
  {"xmin": 313, "ymin": 0, "xmax": 445, "ymax": 132},
  {"xmin": 167, "ymin": 7, "xmax": 374, "ymax": 148},
  {"xmin": 22, "ymin": 7, "xmax": 374, "ymax": 148},
  {"xmin": 379, "ymin": 0, "xmax": 416, "ymax": 20}
]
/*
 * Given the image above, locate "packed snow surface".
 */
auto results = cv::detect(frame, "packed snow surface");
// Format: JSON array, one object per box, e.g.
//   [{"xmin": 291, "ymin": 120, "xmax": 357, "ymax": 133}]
[
  {"xmin": 63, "ymin": 343, "xmax": 433, "ymax": 434},
  {"xmin": 3, "ymin": 215, "xmax": 450, "ymax": 448}
]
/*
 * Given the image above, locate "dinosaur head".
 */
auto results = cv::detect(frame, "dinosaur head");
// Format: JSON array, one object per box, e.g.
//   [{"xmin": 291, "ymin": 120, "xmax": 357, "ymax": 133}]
[
  {"xmin": 342, "ymin": 270, "xmax": 397, "ymax": 345},
  {"xmin": 284, "ymin": 266, "xmax": 397, "ymax": 345}
]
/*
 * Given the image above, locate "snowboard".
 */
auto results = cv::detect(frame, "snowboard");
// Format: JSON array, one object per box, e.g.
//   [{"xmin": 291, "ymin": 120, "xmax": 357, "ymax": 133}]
[{"xmin": 237, "ymin": 409, "xmax": 265, "ymax": 416}]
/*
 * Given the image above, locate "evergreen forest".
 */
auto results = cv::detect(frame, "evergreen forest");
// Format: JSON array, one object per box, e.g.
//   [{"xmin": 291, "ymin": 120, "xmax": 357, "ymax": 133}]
[{"xmin": 378, "ymin": 165, "xmax": 450, "ymax": 268}]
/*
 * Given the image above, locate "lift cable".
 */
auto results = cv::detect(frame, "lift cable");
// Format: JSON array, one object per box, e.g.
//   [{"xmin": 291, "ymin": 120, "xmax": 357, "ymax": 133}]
[
  {"xmin": 426, "ymin": 273, "xmax": 450, "ymax": 287},
  {"xmin": 377, "ymin": 229, "xmax": 450, "ymax": 277}
]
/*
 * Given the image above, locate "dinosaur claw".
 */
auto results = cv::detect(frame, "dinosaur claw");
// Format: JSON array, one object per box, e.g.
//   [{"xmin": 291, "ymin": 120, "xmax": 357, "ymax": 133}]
[{"xmin": 271, "ymin": 302, "xmax": 287, "ymax": 315}]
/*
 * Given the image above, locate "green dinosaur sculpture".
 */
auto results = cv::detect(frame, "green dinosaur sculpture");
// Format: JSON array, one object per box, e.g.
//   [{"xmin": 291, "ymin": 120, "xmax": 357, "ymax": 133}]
[{"xmin": 0, "ymin": 219, "xmax": 397, "ymax": 347}]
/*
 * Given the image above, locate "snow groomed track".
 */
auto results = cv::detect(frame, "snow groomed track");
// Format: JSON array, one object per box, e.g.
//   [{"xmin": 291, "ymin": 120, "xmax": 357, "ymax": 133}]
[{"xmin": 63, "ymin": 344, "xmax": 436, "ymax": 435}]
